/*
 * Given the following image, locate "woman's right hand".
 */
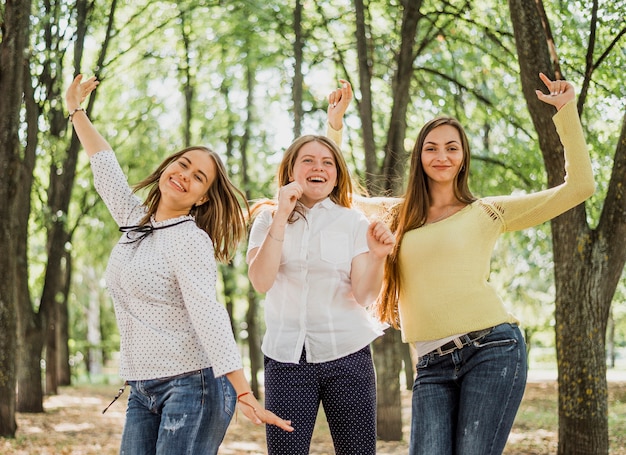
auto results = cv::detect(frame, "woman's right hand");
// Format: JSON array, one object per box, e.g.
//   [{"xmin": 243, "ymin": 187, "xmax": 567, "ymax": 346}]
[
  {"xmin": 276, "ymin": 181, "xmax": 303, "ymax": 218},
  {"xmin": 66, "ymin": 74, "xmax": 99, "ymax": 111}
]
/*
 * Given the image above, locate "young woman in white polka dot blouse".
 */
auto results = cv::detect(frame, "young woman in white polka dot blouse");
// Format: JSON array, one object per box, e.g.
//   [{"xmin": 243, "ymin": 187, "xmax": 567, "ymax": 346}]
[
  {"xmin": 247, "ymin": 81, "xmax": 395, "ymax": 455},
  {"xmin": 66, "ymin": 74, "xmax": 293, "ymax": 454}
]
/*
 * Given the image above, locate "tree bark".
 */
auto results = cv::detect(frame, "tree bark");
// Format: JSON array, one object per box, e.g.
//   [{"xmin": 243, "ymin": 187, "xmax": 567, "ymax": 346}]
[
  {"xmin": 354, "ymin": 0, "xmax": 423, "ymax": 441},
  {"xmin": 509, "ymin": 1, "xmax": 626, "ymax": 453},
  {"xmin": 372, "ymin": 328, "xmax": 403, "ymax": 440},
  {"xmin": 382, "ymin": 0, "xmax": 423, "ymax": 196},
  {"xmin": 292, "ymin": 0, "xmax": 304, "ymax": 139},
  {"xmin": 0, "ymin": 0, "xmax": 32, "ymax": 436},
  {"xmin": 353, "ymin": 0, "xmax": 378, "ymax": 192}
]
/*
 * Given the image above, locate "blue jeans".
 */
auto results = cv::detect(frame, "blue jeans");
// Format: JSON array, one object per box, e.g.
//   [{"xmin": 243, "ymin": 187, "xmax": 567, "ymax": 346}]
[
  {"xmin": 409, "ymin": 323, "xmax": 527, "ymax": 455},
  {"xmin": 120, "ymin": 368, "xmax": 235, "ymax": 455}
]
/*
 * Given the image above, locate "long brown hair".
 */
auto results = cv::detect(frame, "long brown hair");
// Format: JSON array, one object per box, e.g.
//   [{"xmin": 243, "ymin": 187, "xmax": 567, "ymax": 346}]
[
  {"xmin": 376, "ymin": 117, "xmax": 476, "ymax": 327},
  {"xmin": 133, "ymin": 146, "xmax": 249, "ymax": 263},
  {"xmin": 250, "ymin": 135, "xmax": 353, "ymax": 221}
]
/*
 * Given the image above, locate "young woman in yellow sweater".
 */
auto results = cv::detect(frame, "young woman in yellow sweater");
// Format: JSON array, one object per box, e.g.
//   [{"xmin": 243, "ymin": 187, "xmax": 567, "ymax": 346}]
[{"xmin": 375, "ymin": 73, "xmax": 595, "ymax": 455}]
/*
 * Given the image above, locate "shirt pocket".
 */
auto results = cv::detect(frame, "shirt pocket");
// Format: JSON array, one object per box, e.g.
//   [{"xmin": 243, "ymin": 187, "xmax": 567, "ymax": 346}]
[{"xmin": 320, "ymin": 230, "xmax": 350, "ymax": 264}]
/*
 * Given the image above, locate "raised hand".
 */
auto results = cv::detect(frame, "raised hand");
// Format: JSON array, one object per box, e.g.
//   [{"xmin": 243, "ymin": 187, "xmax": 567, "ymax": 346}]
[
  {"xmin": 65, "ymin": 74, "xmax": 99, "ymax": 111},
  {"xmin": 535, "ymin": 72, "xmax": 575, "ymax": 111},
  {"xmin": 327, "ymin": 79, "xmax": 353, "ymax": 130}
]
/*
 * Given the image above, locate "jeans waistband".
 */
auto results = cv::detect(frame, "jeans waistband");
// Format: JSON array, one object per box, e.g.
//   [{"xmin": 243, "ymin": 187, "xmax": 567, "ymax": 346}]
[{"xmin": 434, "ymin": 327, "xmax": 494, "ymax": 356}]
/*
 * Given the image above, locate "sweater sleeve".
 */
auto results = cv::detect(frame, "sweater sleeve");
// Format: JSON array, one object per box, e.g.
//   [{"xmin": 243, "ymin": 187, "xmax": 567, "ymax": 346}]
[
  {"xmin": 90, "ymin": 150, "xmax": 146, "ymax": 227},
  {"xmin": 326, "ymin": 122, "xmax": 343, "ymax": 147},
  {"xmin": 483, "ymin": 101, "xmax": 595, "ymax": 232}
]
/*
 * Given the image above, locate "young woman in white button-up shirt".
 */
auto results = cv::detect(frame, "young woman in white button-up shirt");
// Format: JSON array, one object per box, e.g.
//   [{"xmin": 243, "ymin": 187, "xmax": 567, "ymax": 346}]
[
  {"xmin": 66, "ymin": 74, "xmax": 293, "ymax": 455},
  {"xmin": 247, "ymin": 81, "xmax": 395, "ymax": 455}
]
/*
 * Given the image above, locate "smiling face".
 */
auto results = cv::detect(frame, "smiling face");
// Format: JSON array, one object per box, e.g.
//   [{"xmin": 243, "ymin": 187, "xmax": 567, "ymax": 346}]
[
  {"xmin": 420, "ymin": 124, "xmax": 465, "ymax": 187},
  {"xmin": 290, "ymin": 141, "xmax": 338, "ymax": 208},
  {"xmin": 157, "ymin": 148, "xmax": 216, "ymax": 219}
]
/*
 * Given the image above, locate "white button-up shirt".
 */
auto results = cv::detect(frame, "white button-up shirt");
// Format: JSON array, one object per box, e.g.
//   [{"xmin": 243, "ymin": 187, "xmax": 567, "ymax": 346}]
[{"xmin": 248, "ymin": 198, "xmax": 384, "ymax": 364}]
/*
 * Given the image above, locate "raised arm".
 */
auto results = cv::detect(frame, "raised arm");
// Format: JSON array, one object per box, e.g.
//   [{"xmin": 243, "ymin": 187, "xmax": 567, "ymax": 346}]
[
  {"xmin": 65, "ymin": 74, "xmax": 112, "ymax": 156},
  {"xmin": 247, "ymin": 182, "xmax": 303, "ymax": 293}
]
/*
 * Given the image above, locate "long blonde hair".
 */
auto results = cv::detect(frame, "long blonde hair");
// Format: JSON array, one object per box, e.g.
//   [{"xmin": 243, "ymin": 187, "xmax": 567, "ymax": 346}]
[
  {"xmin": 133, "ymin": 146, "xmax": 249, "ymax": 263},
  {"xmin": 376, "ymin": 117, "xmax": 475, "ymax": 327},
  {"xmin": 250, "ymin": 135, "xmax": 353, "ymax": 221}
]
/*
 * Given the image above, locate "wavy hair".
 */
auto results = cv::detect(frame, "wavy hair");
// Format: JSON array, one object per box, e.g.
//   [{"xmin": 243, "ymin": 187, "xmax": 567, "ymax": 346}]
[
  {"xmin": 376, "ymin": 117, "xmax": 476, "ymax": 327},
  {"xmin": 132, "ymin": 146, "xmax": 249, "ymax": 263},
  {"xmin": 250, "ymin": 135, "xmax": 353, "ymax": 222}
]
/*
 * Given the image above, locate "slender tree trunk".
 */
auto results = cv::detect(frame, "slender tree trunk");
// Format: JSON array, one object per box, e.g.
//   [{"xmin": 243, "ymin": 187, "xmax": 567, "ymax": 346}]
[
  {"xmin": 292, "ymin": 0, "xmax": 304, "ymax": 139},
  {"xmin": 57, "ymin": 251, "xmax": 73, "ymax": 386},
  {"xmin": 372, "ymin": 328, "xmax": 403, "ymax": 440},
  {"xmin": 246, "ymin": 286, "xmax": 262, "ymax": 396},
  {"xmin": 382, "ymin": 0, "xmax": 422, "ymax": 196},
  {"xmin": 1, "ymin": 0, "xmax": 33, "ymax": 433},
  {"xmin": 87, "ymin": 266, "xmax": 103, "ymax": 378},
  {"xmin": 353, "ymin": 0, "xmax": 379, "ymax": 192},
  {"xmin": 354, "ymin": 0, "xmax": 423, "ymax": 441}
]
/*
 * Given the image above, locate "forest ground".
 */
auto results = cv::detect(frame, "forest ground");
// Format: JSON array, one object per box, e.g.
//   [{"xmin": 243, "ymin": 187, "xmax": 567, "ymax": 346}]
[{"xmin": 1, "ymin": 371, "xmax": 625, "ymax": 455}]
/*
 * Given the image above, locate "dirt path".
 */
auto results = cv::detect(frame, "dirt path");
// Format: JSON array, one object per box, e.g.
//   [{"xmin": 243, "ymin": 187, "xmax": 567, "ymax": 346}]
[{"xmin": 1, "ymin": 380, "xmax": 625, "ymax": 454}]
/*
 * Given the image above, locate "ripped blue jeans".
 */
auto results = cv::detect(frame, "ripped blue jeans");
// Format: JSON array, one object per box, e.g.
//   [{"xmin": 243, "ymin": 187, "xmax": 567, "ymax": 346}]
[
  {"xmin": 120, "ymin": 368, "xmax": 235, "ymax": 455},
  {"xmin": 410, "ymin": 323, "xmax": 527, "ymax": 455}
]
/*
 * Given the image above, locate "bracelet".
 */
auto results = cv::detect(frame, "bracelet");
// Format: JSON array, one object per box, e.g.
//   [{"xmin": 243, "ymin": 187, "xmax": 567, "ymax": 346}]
[
  {"xmin": 237, "ymin": 391, "xmax": 253, "ymax": 401},
  {"xmin": 267, "ymin": 231, "xmax": 284, "ymax": 242},
  {"xmin": 68, "ymin": 107, "xmax": 86, "ymax": 122},
  {"xmin": 235, "ymin": 391, "xmax": 256, "ymax": 422}
]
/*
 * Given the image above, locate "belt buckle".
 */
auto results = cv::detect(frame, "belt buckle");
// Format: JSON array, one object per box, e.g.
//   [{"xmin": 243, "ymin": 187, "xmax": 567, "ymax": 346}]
[{"xmin": 436, "ymin": 337, "xmax": 464, "ymax": 356}]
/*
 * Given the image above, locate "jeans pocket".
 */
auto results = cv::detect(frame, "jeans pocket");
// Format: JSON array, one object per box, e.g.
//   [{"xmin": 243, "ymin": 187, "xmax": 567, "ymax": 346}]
[
  {"xmin": 218, "ymin": 375, "xmax": 236, "ymax": 417},
  {"xmin": 473, "ymin": 324, "xmax": 519, "ymax": 349}
]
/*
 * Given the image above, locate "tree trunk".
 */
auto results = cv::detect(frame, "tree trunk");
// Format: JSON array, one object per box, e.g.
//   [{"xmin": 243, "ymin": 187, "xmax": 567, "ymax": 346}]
[
  {"xmin": 509, "ymin": 1, "xmax": 626, "ymax": 453},
  {"xmin": 292, "ymin": 0, "xmax": 304, "ymax": 139},
  {"xmin": 0, "ymin": 0, "xmax": 32, "ymax": 435},
  {"xmin": 14, "ymin": 39, "xmax": 42, "ymax": 413},
  {"xmin": 57, "ymin": 251, "xmax": 73, "ymax": 386},
  {"xmin": 87, "ymin": 268, "xmax": 104, "ymax": 378},
  {"xmin": 372, "ymin": 328, "xmax": 403, "ymax": 441},
  {"xmin": 353, "ymin": 0, "xmax": 379, "ymax": 192},
  {"xmin": 382, "ymin": 0, "xmax": 423, "ymax": 196},
  {"xmin": 354, "ymin": 0, "xmax": 423, "ymax": 441},
  {"xmin": 246, "ymin": 286, "xmax": 262, "ymax": 397}
]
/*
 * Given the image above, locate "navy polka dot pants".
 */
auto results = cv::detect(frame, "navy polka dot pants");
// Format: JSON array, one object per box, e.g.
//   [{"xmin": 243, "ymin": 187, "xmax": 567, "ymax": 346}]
[{"xmin": 264, "ymin": 346, "xmax": 377, "ymax": 455}]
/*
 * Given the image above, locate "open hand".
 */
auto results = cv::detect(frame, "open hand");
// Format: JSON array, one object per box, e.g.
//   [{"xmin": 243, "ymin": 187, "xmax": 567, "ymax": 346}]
[
  {"xmin": 65, "ymin": 74, "xmax": 99, "ymax": 111},
  {"xmin": 237, "ymin": 394, "xmax": 294, "ymax": 432}
]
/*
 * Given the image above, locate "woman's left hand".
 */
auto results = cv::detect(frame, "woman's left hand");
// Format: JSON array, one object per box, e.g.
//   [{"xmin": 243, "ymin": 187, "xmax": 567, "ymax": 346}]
[
  {"xmin": 327, "ymin": 79, "xmax": 353, "ymax": 130},
  {"xmin": 237, "ymin": 394, "xmax": 294, "ymax": 432},
  {"xmin": 535, "ymin": 72, "xmax": 575, "ymax": 111},
  {"xmin": 366, "ymin": 220, "xmax": 396, "ymax": 258}
]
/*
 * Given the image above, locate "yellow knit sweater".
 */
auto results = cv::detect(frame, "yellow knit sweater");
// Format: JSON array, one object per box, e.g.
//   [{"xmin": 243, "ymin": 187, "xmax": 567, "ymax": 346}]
[{"xmin": 398, "ymin": 101, "xmax": 595, "ymax": 342}]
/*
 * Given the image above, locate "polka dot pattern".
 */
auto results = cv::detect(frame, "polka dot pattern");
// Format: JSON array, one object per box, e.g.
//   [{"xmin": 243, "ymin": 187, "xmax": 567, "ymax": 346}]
[
  {"xmin": 264, "ymin": 347, "xmax": 377, "ymax": 455},
  {"xmin": 91, "ymin": 150, "xmax": 242, "ymax": 380}
]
